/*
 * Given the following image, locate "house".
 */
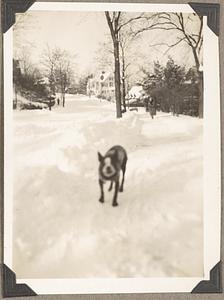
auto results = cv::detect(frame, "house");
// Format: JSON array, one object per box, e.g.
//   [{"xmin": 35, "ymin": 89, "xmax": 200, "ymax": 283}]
[
  {"xmin": 127, "ymin": 85, "xmax": 144, "ymax": 99},
  {"xmin": 87, "ymin": 71, "xmax": 115, "ymax": 101}
]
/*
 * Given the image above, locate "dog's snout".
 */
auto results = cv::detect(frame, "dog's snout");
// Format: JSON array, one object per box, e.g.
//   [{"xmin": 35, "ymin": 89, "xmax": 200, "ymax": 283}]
[{"xmin": 106, "ymin": 166, "xmax": 112, "ymax": 173}]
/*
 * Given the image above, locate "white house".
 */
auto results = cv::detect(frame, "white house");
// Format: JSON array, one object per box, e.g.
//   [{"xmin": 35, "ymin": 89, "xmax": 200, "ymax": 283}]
[
  {"xmin": 127, "ymin": 85, "xmax": 144, "ymax": 99},
  {"xmin": 87, "ymin": 71, "xmax": 115, "ymax": 101}
]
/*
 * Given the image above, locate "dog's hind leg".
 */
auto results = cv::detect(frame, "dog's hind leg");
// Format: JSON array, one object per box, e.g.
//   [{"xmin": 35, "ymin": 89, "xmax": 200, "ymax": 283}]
[
  {"xmin": 119, "ymin": 158, "xmax": 127, "ymax": 192},
  {"xmin": 112, "ymin": 180, "xmax": 119, "ymax": 207},
  {"xmin": 99, "ymin": 179, "xmax": 105, "ymax": 203},
  {"xmin": 108, "ymin": 181, "xmax": 113, "ymax": 191}
]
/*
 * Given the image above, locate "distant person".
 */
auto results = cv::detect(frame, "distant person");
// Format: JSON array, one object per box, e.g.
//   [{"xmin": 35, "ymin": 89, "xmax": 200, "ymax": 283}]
[
  {"xmin": 144, "ymin": 95, "xmax": 156, "ymax": 118},
  {"xmin": 148, "ymin": 96, "xmax": 156, "ymax": 119},
  {"xmin": 144, "ymin": 95, "xmax": 149, "ymax": 112}
]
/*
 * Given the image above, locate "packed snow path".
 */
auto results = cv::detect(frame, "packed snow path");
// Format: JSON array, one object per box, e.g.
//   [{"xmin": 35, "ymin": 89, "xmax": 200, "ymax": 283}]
[{"xmin": 13, "ymin": 95, "xmax": 203, "ymax": 278}]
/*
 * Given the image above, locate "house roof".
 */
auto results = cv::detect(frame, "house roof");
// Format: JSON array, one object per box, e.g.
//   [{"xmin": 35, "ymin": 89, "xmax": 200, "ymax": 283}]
[
  {"xmin": 128, "ymin": 85, "xmax": 143, "ymax": 94},
  {"xmin": 90, "ymin": 71, "xmax": 113, "ymax": 83}
]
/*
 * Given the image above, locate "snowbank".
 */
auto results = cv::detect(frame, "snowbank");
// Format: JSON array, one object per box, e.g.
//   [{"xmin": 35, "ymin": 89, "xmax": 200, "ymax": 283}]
[
  {"xmin": 16, "ymin": 93, "xmax": 49, "ymax": 109},
  {"xmin": 13, "ymin": 96, "xmax": 203, "ymax": 278}
]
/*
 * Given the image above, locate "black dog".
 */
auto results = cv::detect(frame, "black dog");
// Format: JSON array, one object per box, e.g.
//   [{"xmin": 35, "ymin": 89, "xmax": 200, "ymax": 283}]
[{"xmin": 98, "ymin": 145, "xmax": 128, "ymax": 207}]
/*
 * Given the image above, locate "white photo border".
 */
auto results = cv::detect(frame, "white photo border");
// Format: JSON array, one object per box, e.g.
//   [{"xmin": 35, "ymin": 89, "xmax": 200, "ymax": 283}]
[{"xmin": 3, "ymin": 1, "xmax": 221, "ymax": 294}]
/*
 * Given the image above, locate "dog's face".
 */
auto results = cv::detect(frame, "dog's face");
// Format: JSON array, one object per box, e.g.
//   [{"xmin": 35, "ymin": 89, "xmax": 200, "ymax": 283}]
[{"xmin": 98, "ymin": 152, "xmax": 116, "ymax": 179}]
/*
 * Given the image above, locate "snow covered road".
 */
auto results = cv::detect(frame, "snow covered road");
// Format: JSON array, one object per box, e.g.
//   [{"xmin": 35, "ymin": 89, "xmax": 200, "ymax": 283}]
[{"xmin": 13, "ymin": 95, "xmax": 203, "ymax": 278}]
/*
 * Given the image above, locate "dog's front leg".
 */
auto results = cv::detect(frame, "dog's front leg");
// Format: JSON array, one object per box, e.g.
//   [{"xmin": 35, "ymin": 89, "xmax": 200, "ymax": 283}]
[
  {"xmin": 112, "ymin": 180, "xmax": 119, "ymax": 207},
  {"xmin": 108, "ymin": 181, "xmax": 113, "ymax": 191},
  {"xmin": 119, "ymin": 159, "xmax": 127, "ymax": 192},
  {"xmin": 99, "ymin": 179, "xmax": 105, "ymax": 203}
]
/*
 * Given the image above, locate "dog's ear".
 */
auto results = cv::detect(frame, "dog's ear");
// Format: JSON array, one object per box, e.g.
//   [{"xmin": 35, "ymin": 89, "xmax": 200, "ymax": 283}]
[{"xmin": 98, "ymin": 152, "xmax": 104, "ymax": 162}]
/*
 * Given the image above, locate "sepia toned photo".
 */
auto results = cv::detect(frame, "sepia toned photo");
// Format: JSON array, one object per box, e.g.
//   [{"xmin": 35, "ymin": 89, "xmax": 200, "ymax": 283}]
[{"xmin": 3, "ymin": 1, "xmax": 221, "ymax": 295}]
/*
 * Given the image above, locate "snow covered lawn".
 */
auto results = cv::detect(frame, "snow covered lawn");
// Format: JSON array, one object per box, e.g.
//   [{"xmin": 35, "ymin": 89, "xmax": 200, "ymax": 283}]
[{"xmin": 13, "ymin": 95, "xmax": 203, "ymax": 278}]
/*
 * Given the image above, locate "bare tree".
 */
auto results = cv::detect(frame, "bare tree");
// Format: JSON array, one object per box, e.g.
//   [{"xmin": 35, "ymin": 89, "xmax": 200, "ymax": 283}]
[
  {"xmin": 41, "ymin": 46, "xmax": 74, "ymax": 107},
  {"xmin": 16, "ymin": 46, "xmax": 34, "ymax": 76},
  {"xmin": 41, "ymin": 45, "xmax": 58, "ymax": 94},
  {"xmin": 54, "ymin": 49, "xmax": 73, "ymax": 107},
  {"xmin": 105, "ymin": 11, "xmax": 148, "ymax": 117},
  {"xmin": 105, "ymin": 12, "xmax": 123, "ymax": 118},
  {"xmin": 13, "ymin": 12, "xmax": 37, "ymax": 60},
  {"xmin": 94, "ymin": 40, "xmax": 114, "ymax": 72},
  {"xmin": 132, "ymin": 12, "xmax": 203, "ymax": 117},
  {"xmin": 94, "ymin": 34, "xmax": 133, "ymax": 112},
  {"xmin": 119, "ymin": 30, "xmax": 137, "ymax": 112}
]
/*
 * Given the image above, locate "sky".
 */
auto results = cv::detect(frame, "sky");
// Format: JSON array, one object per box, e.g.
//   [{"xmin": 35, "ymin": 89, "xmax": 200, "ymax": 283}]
[
  {"xmin": 13, "ymin": 10, "xmax": 201, "ymax": 80},
  {"xmin": 14, "ymin": 11, "xmax": 109, "ymax": 74}
]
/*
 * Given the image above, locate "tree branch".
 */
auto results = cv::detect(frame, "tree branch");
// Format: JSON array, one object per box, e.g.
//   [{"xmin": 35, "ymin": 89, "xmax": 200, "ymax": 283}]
[
  {"xmin": 105, "ymin": 11, "xmax": 116, "ymax": 43},
  {"xmin": 117, "ymin": 13, "xmax": 145, "ymax": 31},
  {"xmin": 114, "ymin": 12, "xmax": 121, "ymax": 33},
  {"xmin": 148, "ymin": 37, "xmax": 188, "ymax": 49},
  {"xmin": 132, "ymin": 25, "xmax": 181, "ymax": 37},
  {"xmin": 195, "ymin": 16, "xmax": 203, "ymax": 49}
]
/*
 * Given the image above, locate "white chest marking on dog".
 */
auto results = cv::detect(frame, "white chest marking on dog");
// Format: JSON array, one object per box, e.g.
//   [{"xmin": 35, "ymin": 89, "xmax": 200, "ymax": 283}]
[
  {"xmin": 105, "ymin": 157, "xmax": 111, "ymax": 166},
  {"xmin": 102, "ymin": 157, "xmax": 116, "ymax": 177}
]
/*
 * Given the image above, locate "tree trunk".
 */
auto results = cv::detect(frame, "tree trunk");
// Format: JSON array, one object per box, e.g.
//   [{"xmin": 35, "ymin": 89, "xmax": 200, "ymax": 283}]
[
  {"xmin": 198, "ymin": 71, "xmax": 203, "ymax": 118},
  {"xmin": 192, "ymin": 47, "xmax": 203, "ymax": 118},
  {"xmin": 122, "ymin": 57, "xmax": 127, "ymax": 112},
  {"xmin": 154, "ymin": 98, "xmax": 157, "ymax": 115},
  {"xmin": 105, "ymin": 12, "xmax": 122, "ymax": 118},
  {"xmin": 122, "ymin": 77, "xmax": 126, "ymax": 112},
  {"xmin": 62, "ymin": 92, "xmax": 65, "ymax": 107},
  {"xmin": 114, "ymin": 39, "xmax": 122, "ymax": 118},
  {"xmin": 14, "ymin": 84, "xmax": 18, "ymax": 109},
  {"xmin": 61, "ymin": 82, "xmax": 65, "ymax": 107}
]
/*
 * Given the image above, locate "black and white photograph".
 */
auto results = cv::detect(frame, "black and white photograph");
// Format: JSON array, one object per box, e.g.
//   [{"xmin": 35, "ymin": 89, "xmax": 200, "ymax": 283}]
[{"xmin": 3, "ymin": 1, "xmax": 221, "ymax": 295}]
